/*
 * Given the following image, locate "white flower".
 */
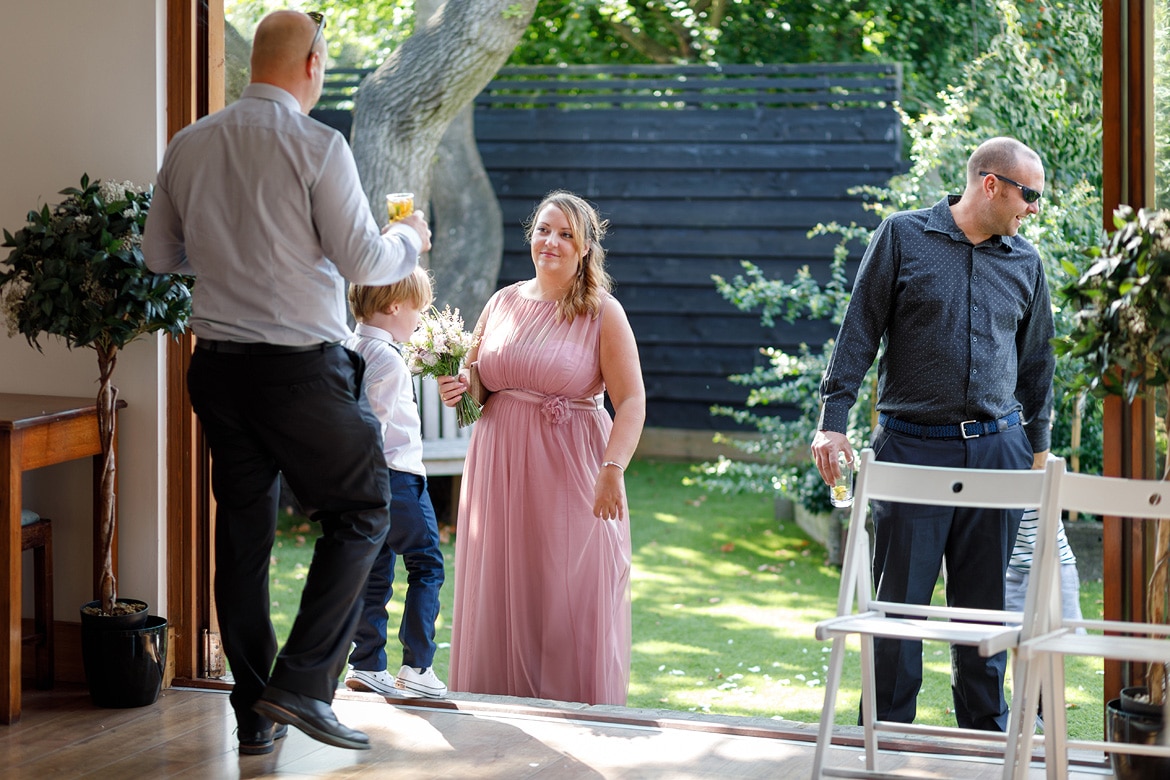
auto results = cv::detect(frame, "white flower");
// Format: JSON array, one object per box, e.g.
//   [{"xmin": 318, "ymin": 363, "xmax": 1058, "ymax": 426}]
[
  {"xmin": 98, "ymin": 179, "xmax": 146, "ymax": 204},
  {"xmin": 2, "ymin": 279, "xmax": 30, "ymax": 337},
  {"xmin": 401, "ymin": 305, "xmax": 478, "ymax": 379}
]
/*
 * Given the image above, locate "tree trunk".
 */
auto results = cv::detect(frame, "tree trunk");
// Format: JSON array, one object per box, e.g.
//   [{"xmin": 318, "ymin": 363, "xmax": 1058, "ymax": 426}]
[
  {"xmin": 1146, "ymin": 516, "xmax": 1170, "ymax": 705},
  {"xmin": 351, "ymin": 0, "xmax": 535, "ymax": 319},
  {"xmin": 428, "ymin": 105, "xmax": 503, "ymax": 325},
  {"xmin": 95, "ymin": 343, "xmax": 119, "ymax": 614},
  {"xmin": 224, "ymin": 21, "xmax": 252, "ymax": 105},
  {"xmin": 1149, "ymin": 391, "xmax": 1170, "ymax": 705}
]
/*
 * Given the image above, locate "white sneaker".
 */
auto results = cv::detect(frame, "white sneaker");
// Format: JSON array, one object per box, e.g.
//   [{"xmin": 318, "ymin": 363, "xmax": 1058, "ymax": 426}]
[
  {"xmin": 395, "ymin": 665, "xmax": 448, "ymax": 698},
  {"xmin": 345, "ymin": 668, "xmax": 401, "ymax": 696}
]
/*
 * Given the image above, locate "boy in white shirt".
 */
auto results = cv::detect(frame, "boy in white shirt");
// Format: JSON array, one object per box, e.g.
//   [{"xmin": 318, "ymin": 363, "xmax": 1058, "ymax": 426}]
[{"xmin": 344, "ymin": 266, "xmax": 447, "ymax": 698}]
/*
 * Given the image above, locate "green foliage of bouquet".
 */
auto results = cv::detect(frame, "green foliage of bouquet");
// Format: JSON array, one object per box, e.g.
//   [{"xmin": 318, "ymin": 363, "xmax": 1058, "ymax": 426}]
[{"xmin": 403, "ymin": 304, "xmax": 481, "ymax": 428}]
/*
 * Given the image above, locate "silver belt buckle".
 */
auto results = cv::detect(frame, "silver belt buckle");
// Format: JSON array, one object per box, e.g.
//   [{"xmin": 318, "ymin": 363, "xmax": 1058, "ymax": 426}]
[{"xmin": 960, "ymin": 420, "xmax": 980, "ymax": 439}]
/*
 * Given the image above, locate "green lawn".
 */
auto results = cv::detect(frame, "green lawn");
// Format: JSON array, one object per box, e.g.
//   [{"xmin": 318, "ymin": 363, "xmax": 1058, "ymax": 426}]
[{"xmin": 268, "ymin": 458, "xmax": 1105, "ymax": 739}]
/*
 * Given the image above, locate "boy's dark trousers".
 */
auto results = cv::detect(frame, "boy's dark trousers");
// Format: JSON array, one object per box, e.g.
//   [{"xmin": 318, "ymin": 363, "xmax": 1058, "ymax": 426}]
[{"xmin": 350, "ymin": 468, "xmax": 445, "ymax": 672}]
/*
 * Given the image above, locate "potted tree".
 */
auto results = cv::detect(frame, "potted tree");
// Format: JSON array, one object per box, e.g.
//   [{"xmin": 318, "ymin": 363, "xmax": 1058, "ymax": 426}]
[
  {"xmin": 1054, "ymin": 204, "xmax": 1170, "ymax": 776},
  {"xmin": 1, "ymin": 174, "xmax": 191, "ymax": 705}
]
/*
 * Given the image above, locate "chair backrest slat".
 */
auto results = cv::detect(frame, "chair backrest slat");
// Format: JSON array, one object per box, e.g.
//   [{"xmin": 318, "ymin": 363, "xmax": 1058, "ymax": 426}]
[
  {"xmin": 858, "ymin": 457, "xmax": 1047, "ymax": 509},
  {"xmin": 1057, "ymin": 470, "xmax": 1170, "ymax": 520},
  {"xmin": 838, "ymin": 450, "xmax": 1051, "ymax": 622}
]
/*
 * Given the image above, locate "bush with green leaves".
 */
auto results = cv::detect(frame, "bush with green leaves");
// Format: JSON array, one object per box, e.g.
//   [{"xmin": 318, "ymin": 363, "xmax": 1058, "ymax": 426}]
[
  {"xmin": 693, "ymin": 0, "xmax": 1104, "ymax": 511},
  {"xmin": 696, "ymin": 230, "xmax": 876, "ymax": 515},
  {"xmin": 1053, "ymin": 204, "xmax": 1170, "ymax": 705}
]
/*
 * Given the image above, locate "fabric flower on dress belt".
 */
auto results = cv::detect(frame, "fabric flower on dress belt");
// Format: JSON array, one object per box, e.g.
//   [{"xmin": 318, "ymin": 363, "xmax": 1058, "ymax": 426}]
[{"xmin": 541, "ymin": 395, "xmax": 571, "ymax": 425}]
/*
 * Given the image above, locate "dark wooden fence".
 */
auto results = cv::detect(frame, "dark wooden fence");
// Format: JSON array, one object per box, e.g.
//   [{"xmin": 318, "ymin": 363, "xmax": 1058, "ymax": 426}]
[{"xmin": 314, "ymin": 64, "xmax": 903, "ymax": 431}]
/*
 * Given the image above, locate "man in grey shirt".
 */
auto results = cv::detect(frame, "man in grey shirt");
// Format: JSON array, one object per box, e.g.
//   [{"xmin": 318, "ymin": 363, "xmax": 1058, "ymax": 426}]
[
  {"xmin": 811, "ymin": 137, "xmax": 1054, "ymax": 731},
  {"xmin": 144, "ymin": 10, "xmax": 431, "ymax": 753}
]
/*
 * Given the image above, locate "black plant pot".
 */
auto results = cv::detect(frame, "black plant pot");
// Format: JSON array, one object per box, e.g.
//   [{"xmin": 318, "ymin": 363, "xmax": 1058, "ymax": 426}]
[
  {"xmin": 80, "ymin": 614, "xmax": 168, "ymax": 708},
  {"xmin": 79, "ymin": 598, "xmax": 149, "ymax": 630},
  {"xmin": 1107, "ymin": 696, "xmax": 1170, "ymax": 780},
  {"xmin": 1121, "ymin": 686, "xmax": 1163, "ymax": 718}
]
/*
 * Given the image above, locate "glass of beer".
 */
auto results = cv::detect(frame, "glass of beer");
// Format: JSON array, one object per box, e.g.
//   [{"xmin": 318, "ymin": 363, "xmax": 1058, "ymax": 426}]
[{"xmin": 386, "ymin": 192, "xmax": 414, "ymax": 222}]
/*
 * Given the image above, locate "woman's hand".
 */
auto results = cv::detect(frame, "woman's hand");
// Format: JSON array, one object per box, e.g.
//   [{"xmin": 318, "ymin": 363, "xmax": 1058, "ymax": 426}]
[
  {"xmin": 437, "ymin": 373, "xmax": 468, "ymax": 408},
  {"xmin": 593, "ymin": 464, "xmax": 626, "ymax": 521}
]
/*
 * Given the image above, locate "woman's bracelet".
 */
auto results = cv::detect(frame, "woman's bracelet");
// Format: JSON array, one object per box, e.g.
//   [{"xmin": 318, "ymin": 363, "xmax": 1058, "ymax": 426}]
[{"xmin": 602, "ymin": 460, "xmax": 625, "ymax": 472}]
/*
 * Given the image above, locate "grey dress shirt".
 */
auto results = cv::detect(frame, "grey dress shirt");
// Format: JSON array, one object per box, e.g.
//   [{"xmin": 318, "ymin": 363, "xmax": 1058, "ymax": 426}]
[
  {"xmin": 143, "ymin": 83, "xmax": 422, "ymax": 345},
  {"xmin": 818, "ymin": 195, "xmax": 1055, "ymax": 453}
]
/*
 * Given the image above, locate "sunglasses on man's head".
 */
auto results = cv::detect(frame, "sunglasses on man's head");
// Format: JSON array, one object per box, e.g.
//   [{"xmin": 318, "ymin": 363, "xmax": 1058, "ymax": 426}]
[
  {"xmin": 979, "ymin": 171, "xmax": 1042, "ymax": 204},
  {"xmin": 307, "ymin": 11, "xmax": 325, "ymax": 59}
]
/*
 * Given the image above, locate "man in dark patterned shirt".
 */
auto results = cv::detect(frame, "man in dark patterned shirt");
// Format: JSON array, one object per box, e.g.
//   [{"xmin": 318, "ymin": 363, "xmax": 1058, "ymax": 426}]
[{"xmin": 811, "ymin": 136, "xmax": 1055, "ymax": 731}]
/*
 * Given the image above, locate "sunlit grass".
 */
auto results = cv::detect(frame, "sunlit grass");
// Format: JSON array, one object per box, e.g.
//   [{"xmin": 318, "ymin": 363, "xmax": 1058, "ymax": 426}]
[{"xmin": 268, "ymin": 458, "xmax": 1104, "ymax": 740}]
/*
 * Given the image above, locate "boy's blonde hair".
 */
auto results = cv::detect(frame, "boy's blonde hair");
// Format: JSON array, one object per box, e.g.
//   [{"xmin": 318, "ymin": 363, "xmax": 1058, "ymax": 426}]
[{"xmin": 349, "ymin": 265, "xmax": 434, "ymax": 323}]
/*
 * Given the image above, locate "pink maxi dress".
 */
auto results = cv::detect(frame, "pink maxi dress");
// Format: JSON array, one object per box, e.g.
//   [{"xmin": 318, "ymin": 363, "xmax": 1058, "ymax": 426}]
[{"xmin": 449, "ymin": 282, "xmax": 632, "ymax": 705}]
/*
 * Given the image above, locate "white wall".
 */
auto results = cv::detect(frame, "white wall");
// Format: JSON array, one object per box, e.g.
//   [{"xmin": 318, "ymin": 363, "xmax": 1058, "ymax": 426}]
[{"xmin": 0, "ymin": 1, "xmax": 169, "ymax": 619}]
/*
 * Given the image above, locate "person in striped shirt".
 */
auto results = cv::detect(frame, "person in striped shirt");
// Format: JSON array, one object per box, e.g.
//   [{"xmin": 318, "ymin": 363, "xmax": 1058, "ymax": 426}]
[{"xmin": 1004, "ymin": 507, "xmax": 1087, "ymax": 629}]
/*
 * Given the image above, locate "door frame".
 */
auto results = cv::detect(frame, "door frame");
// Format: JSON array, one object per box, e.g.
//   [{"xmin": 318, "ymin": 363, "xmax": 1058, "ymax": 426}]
[
  {"xmin": 163, "ymin": 0, "xmax": 223, "ymax": 686},
  {"xmin": 160, "ymin": 0, "xmax": 1156, "ymax": 704}
]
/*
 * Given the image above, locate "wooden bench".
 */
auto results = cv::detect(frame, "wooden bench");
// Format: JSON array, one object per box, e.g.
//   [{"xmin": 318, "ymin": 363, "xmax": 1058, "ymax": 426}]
[{"xmin": 415, "ymin": 375, "xmax": 472, "ymax": 476}]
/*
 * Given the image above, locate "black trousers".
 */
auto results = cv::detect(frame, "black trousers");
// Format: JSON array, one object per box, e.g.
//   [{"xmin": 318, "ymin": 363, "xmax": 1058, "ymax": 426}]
[
  {"xmin": 188, "ymin": 344, "xmax": 390, "ymax": 728},
  {"xmin": 865, "ymin": 423, "xmax": 1032, "ymax": 731}
]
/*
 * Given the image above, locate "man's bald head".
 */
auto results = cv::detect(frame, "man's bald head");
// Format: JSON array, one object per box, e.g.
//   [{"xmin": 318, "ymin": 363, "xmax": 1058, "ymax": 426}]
[
  {"xmin": 249, "ymin": 10, "xmax": 324, "ymax": 113},
  {"xmin": 966, "ymin": 137, "xmax": 1042, "ymax": 186}
]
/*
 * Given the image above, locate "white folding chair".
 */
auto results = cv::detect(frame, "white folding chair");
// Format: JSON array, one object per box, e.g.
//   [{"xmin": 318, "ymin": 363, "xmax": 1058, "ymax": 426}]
[
  {"xmin": 811, "ymin": 448, "xmax": 1059, "ymax": 779},
  {"xmin": 1006, "ymin": 461, "xmax": 1170, "ymax": 779}
]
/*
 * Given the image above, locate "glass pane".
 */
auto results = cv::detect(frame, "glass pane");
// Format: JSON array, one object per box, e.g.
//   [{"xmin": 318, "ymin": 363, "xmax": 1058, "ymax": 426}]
[
  {"xmin": 224, "ymin": 3, "xmax": 270, "ymax": 106},
  {"xmin": 1155, "ymin": 0, "xmax": 1170, "ymax": 208}
]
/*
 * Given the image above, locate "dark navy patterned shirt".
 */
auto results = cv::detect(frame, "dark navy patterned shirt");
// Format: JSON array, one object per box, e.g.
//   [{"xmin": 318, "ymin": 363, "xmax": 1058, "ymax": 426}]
[{"xmin": 818, "ymin": 196, "xmax": 1055, "ymax": 452}]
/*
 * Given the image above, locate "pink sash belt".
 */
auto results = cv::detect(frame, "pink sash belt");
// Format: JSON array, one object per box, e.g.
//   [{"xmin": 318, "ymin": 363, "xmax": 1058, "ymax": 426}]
[{"xmin": 497, "ymin": 388, "xmax": 604, "ymax": 425}]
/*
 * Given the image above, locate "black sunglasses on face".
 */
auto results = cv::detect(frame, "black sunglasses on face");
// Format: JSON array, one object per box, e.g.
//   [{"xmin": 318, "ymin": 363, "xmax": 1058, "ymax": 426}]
[
  {"xmin": 307, "ymin": 11, "xmax": 325, "ymax": 60},
  {"xmin": 979, "ymin": 171, "xmax": 1042, "ymax": 204}
]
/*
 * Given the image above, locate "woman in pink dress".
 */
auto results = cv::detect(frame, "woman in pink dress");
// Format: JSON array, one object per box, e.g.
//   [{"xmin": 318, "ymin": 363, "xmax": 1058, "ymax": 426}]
[{"xmin": 437, "ymin": 191, "xmax": 645, "ymax": 705}]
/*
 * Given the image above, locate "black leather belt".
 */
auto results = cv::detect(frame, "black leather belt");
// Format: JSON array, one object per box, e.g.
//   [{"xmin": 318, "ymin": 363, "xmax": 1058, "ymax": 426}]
[
  {"xmin": 196, "ymin": 339, "xmax": 339, "ymax": 355},
  {"xmin": 878, "ymin": 411, "xmax": 1021, "ymax": 439}
]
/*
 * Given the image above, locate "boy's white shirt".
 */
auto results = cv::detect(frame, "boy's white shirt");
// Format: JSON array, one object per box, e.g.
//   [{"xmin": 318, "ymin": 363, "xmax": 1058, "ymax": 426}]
[{"xmin": 346, "ymin": 322, "xmax": 426, "ymax": 477}]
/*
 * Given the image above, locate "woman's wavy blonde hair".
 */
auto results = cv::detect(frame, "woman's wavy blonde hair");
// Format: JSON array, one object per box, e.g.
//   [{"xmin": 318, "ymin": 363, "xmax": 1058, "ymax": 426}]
[{"xmin": 524, "ymin": 190, "xmax": 612, "ymax": 322}]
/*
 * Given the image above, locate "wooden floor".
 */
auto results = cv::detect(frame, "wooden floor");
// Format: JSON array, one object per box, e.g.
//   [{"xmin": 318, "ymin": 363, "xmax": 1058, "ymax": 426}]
[{"xmin": 1, "ymin": 684, "xmax": 1115, "ymax": 779}]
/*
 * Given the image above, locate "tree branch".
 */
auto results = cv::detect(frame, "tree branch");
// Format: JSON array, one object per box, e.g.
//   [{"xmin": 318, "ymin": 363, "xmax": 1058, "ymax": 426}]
[{"xmin": 610, "ymin": 20, "xmax": 689, "ymax": 63}]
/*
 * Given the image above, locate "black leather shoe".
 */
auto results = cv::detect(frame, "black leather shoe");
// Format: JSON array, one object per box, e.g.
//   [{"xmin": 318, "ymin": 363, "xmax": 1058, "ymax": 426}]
[
  {"xmin": 238, "ymin": 723, "xmax": 289, "ymax": 755},
  {"xmin": 253, "ymin": 686, "xmax": 370, "ymax": 750}
]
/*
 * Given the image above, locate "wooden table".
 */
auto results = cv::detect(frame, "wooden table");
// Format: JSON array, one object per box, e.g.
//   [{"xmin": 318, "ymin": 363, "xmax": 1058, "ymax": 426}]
[{"xmin": 0, "ymin": 393, "xmax": 124, "ymax": 725}]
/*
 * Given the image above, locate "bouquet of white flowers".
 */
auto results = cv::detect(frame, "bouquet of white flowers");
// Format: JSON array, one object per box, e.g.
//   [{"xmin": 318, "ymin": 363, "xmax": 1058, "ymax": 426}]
[{"xmin": 404, "ymin": 305, "xmax": 481, "ymax": 427}]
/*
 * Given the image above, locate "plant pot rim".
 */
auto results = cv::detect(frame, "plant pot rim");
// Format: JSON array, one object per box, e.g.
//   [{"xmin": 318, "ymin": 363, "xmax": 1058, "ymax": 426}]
[
  {"xmin": 80, "ymin": 598, "xmax": 148, "ymax": 614},
  {"xmin": 80, "ymin": 598, "xmax": 151, "ymax": 631},
  {"xmin": 1119, "ymin": 687, "xmax": 1165, "ymax": 719}
]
